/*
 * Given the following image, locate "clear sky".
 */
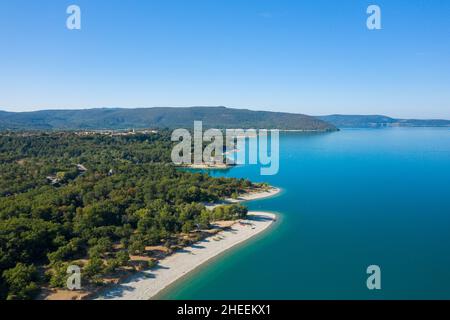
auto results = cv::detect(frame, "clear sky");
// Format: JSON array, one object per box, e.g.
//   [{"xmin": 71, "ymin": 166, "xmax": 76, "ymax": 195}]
[{"xmin": 0, "ymin": 0, "xmax": 449, "ymax": 118}]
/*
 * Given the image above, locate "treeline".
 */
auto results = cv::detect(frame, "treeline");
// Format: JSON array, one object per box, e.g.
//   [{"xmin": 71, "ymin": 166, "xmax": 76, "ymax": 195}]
[{"xmin": 0, "ymin": 131, "xmax": 252, "ymax": 299}]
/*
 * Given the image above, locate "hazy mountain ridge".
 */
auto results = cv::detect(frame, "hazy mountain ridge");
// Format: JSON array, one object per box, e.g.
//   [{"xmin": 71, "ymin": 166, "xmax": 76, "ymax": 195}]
[
  {"xmin": 0, "ymin": 107, "xmax": 337, "ymax": 131},
  {"xmin": 318, "ymin": 115, "xmax": 450, "ymax": 128}
]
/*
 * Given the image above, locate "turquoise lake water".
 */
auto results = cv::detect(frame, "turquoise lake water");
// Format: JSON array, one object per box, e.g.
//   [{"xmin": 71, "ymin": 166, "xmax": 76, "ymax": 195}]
[{"xmin": 160, "ymin": 128, "xmax": 450, "ymax": 299}]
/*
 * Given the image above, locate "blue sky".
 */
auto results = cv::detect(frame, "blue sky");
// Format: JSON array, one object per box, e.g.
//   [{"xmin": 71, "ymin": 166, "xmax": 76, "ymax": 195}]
[{"xmin": 0, "ymin": 0, "xmax": 449, "ymax": 118}]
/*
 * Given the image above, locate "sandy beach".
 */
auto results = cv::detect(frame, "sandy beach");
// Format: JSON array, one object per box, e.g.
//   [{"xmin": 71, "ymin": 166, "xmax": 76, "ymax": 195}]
[
  {"xmin": 205, "ymin": 187, "xmax": 281, "ymax": 210},
  {"xmin": 94, "ymin": 188, "xmax": 280, "ymax": 300}
]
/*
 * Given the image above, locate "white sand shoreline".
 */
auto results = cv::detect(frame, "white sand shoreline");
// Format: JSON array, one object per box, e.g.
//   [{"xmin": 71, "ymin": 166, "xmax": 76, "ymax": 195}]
[
  {"xmin": 205, "ymin": 187, "xmax": 281, "ymax": 210},
  {"xmin": 94, "ymin": 188, "xmax": 280, "ymax": 300}
]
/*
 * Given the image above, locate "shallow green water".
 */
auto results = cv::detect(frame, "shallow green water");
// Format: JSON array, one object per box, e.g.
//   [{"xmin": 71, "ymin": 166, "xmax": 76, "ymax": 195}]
[{"xmin": 160, "ymin": 128, "xmax": 450, "ymax": 299}]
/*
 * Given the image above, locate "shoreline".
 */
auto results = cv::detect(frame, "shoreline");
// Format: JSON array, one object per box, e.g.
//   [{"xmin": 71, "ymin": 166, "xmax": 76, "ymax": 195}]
[
  {"xmin": 94, "ymin": 188, "xmax": 280, "ymax": 300},
  {"xmin": 204, "ymin": 187, "xmax": 281, "ymax": 210}
]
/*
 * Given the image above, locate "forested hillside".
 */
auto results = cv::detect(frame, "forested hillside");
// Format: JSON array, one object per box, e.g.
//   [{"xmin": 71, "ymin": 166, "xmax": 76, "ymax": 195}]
[
  {"xmin": 0, "ymin": 107, "xmax": 337, "ymax": 131},
  {"xmin": 0, "ymin": 131, "xmax": 254, "ymax": 299}
]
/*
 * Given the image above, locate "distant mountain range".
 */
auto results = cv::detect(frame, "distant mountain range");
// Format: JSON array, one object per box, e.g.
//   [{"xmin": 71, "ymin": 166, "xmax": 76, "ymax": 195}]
[
  {"xmin": 317, "ymin": 115, "xmax": 450, "ymax": 128},
  {"xmin": 1, "ymin": 107, "xmax": 448, "ymax": 131},
  {"xmin": 0, "ymin": 107, "xmax": 337, "ymax": 131}
]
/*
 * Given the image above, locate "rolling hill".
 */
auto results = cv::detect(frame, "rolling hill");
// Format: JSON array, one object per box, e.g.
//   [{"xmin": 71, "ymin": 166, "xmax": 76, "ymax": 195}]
[{"xmin": 0, "ymin": 107, "xmax": 337, "ymax": 131}]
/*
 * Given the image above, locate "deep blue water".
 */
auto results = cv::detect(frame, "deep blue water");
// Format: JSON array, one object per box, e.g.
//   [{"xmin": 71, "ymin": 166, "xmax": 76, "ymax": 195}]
[{"xmin": 160, "ymin": 128, "xmax": 450, "ymax": 299}]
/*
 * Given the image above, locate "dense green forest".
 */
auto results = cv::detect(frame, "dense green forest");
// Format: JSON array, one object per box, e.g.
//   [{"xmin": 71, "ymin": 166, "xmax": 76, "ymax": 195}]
[
  {"xmin": 0, "ymin": 130, "xmax": 254, "ymax": 299},
  {"xmin": 0, "ymin": 106, "xmax": 337, "ymax": 131}
]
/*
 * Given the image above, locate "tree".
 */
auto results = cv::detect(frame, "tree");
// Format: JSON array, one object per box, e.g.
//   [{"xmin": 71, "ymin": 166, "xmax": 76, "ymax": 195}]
[
  {"xmin": 103, "ymin": 259, "xmax": 120, "ymax": 274},
  {"xmin": 47, "ymin": 262, "xmax": 70, "ymax": 288},
  {"xmin": 182, "ymin": 221, "xmax": 194, "ymax": 233},
  {"xmin": 197, "ymin": 210, "xmax": 211, "ymax": 229},
  {"xmin": 88, "ymin": 237, "xmax": 112, "ymax": 258},
  {"xmin": 115, "ymin": 250, "xmax": 130, "ymax": 267},
  {"xmin": 2, "ymin": 263, "xmax": 40, "ymax": 300},
  {"xmin": 128, "ymin": 239, "xmax": 145, "ymax": 256},
  {"xmin": 84, "ymin": 256, "xmax": 104, "ymax": 280}
]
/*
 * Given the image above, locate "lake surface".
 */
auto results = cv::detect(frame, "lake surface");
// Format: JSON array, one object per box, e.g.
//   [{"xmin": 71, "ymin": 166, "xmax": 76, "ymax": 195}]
[{"xmin": 160, "ymin": 128, "xmax": 450, "ymax": 299}]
